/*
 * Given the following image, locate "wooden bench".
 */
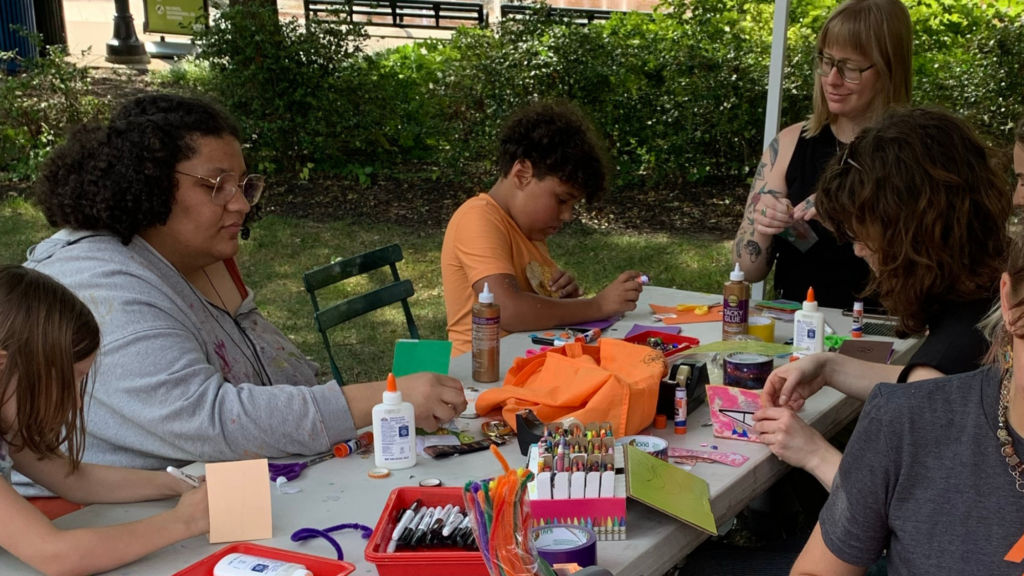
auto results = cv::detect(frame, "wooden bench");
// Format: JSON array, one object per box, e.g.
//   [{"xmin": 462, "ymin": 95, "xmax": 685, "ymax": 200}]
[
  {"xmin": 500, "ymin": 4, "xmax": 648, "ymax": 25},
  {"xmin": 305, "ymin": 0, "xmax": 488, "ymax": 30}
]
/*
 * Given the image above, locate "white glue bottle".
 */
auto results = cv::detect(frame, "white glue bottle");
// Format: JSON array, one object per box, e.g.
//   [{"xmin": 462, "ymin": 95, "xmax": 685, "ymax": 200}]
[
  {"xmin": 373, "ymin": 373, "xmax": 416, "ymax": 469},
  {"xmin": 793, "ymin": 287, "xmax": 825, "ymax": 354},
  {"xmin": 214, "ymin": 553, "xmax": 312, "ymax": 576}
]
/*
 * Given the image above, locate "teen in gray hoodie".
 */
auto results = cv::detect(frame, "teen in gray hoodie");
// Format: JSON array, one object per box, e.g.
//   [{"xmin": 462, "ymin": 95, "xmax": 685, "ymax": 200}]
[{"xmin": 20, "ymin": 94, "xmax": 466, "ymax": 490}]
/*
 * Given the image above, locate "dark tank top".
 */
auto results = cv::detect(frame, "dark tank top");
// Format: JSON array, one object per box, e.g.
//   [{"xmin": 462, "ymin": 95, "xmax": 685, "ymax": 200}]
[{"xmin": 774, "ymin": 124, "xmax": 872, "ymax": 309}]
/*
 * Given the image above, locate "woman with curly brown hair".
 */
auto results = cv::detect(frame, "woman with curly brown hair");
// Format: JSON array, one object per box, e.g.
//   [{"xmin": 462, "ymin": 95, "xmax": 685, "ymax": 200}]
[
  {"xmin": 751, "ymin": 108, "xmax": 1010, "ymax": 493},
  {"xmin": 788, "ymin": 173, "xmax": 1024, "ymax": 576},
  {"xmin": 19, "ymin": 94, "xmax": 466, "ymax": 489}
]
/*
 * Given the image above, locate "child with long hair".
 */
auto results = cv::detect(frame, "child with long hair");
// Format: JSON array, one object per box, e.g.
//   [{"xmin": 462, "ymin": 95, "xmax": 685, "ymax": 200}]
[{"xmin": 0, "ymin": 265, "xmax": 208, "ymax": 576}]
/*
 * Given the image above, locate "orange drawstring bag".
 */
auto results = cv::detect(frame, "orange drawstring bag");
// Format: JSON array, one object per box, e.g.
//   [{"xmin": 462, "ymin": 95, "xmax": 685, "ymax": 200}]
[{"xmin": 475, "ymin": 338, "xmax": 666, "ymax": 436}]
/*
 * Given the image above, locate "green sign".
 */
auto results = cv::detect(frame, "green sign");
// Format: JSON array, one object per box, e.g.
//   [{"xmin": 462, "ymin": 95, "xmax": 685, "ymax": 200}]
[{"xmin": 144, "ymin": 0, "xmax": 207, "ymax": 36}]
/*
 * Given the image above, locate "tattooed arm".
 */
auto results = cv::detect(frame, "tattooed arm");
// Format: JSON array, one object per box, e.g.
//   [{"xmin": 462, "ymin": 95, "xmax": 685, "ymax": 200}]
[{"xmin": 732, "ymin": 124, "xmax": 803, "ymax": 282}]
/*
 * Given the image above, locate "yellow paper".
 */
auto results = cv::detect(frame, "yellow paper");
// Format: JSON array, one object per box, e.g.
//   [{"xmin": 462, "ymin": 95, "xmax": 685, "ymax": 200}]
[
  {"xmin": 624, "ymin": 446, "xmax": 717, "ymax": 535},
  {"xmin": 206, "ymin": 459, "xmax": 273, "ymax": 544}
]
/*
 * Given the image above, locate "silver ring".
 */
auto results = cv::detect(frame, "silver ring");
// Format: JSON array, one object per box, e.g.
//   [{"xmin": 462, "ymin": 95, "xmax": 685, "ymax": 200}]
[{"xmin": 761, "ymin": 207, "xmax": 767, "ymax": 217}]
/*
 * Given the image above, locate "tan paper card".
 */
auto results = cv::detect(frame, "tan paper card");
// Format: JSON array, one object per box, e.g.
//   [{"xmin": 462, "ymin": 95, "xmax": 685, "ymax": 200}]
[{"xmin": 206, "ymin": 459, "xmax": 273, "ymax": 544}]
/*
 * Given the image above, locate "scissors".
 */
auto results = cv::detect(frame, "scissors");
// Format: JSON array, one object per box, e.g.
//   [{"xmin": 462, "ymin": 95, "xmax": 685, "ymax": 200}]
[{"xmin": 268, "ymin": 453, "xmax": 334, "ymax": 482}]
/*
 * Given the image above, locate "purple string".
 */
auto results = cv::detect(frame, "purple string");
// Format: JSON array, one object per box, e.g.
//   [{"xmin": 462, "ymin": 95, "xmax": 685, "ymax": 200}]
[{"xmin": 290, "ymin": 522, "xmax": 374, "ymax": 561}]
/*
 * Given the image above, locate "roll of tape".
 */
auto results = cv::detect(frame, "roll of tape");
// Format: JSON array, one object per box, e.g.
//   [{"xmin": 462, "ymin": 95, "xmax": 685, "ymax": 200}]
[
  {"xmin": 531, "ymin": 525, "xmax": 598, "ymax": 568},
  {"xmin": 724, "ymin": 352, "xmax": 774, "ymax": 390},
  {"xmin": 747, "ymin": 316, "xmax": 775, "ymax": 343},
  {"xmin": 615, "ymin": 435, "xmax": 668, "ymax": 460},
  {"xmin": 367, "ymin": 467, "xmax": 391, "ymax": 479}
]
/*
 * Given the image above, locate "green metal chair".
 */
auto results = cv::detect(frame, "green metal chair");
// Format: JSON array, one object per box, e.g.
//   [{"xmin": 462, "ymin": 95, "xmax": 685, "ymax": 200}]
[{"xmin": 303, "ymin": 243, "xmax": 420, "ymax": 385}]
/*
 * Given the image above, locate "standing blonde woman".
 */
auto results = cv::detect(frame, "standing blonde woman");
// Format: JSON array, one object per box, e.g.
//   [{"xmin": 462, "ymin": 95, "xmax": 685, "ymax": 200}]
[{"xmin": 732, "ymin": 0, "xmax": 913, "ymax": 308}]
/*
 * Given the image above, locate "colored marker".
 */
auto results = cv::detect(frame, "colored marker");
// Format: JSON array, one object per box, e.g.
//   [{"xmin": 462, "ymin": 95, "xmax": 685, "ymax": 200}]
[
  {"xmin": 166, "ymin": 466, "xmax": 201, "ymax": 487},
  {"xmin": 675, "ymin": 386, "xmax": 687, "ymax": 434}
]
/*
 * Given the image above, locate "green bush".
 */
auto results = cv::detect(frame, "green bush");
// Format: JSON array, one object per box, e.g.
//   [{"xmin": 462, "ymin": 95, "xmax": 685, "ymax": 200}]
[
  {"xmin": 3, "ymin": 0, "xmax": 1022, "ymax": 190},
  {"xmin": 0, "ymin": 34, "xmax": 106, "ymax": 182}
]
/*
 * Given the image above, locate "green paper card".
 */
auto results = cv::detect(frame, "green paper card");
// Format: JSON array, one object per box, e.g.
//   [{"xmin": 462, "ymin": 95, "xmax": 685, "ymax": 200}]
[
  {"xmin": 624, "ymin": 445, "xmax": 717, "ymax": 535},
  {"xmin": 392, "ymin": 339, "xmax": 453, "ymax": 377}
]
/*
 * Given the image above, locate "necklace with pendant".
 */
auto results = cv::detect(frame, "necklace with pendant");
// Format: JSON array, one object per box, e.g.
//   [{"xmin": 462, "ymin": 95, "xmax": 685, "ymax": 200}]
[{"xmin": 997, "ymin": 369, "xmax": 1024, "ymax": 494}]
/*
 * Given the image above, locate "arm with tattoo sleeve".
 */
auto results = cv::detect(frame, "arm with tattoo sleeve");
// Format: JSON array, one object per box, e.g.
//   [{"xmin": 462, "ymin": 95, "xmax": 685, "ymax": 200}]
[{"xmin": 733, "ymin": 134, "xmax": 793, "ymax": 282}]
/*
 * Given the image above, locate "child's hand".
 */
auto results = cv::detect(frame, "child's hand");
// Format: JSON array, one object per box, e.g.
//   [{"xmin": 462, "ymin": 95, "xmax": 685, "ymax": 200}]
[
  {"xmin": 396, "ymin": 373, "xmax": 468, "ymax": 431},
  {"xmin": 549, "ymin": 269, "xmax": 582, "ymax": 298},
  {"xmin": 594, "ymin": 271, "xmax": 643, "ymax": 318},
  {"xmin": 173, "ymin": 482, "xmax": 210, "ymax": 538}
]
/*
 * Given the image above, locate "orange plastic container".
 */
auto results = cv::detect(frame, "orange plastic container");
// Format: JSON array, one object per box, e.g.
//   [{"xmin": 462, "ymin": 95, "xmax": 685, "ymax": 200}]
[
  {"xmin": 623, "ymin": 331, "xmax": 700, "ymax": 359},
  {"xmin": 172, "ymin": 543, "xmax": 356, "ymax": 576},
  {"xmin": 365, "ymin": 487, "xmax": 489, "ymax": 576}
]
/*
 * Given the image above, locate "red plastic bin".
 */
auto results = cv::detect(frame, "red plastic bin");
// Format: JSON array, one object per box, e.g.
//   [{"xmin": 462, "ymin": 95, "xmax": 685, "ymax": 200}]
[
  {"xmin": 365, "ymin": 486, "xmax": 489, "ymax": 576},
  {"xmin": 172, "ymin": 543, "xmax": 356, "ymax": 576},
  {"xmin": 623, "ymin": 331, "xmax": 700, "ymax": 359}
]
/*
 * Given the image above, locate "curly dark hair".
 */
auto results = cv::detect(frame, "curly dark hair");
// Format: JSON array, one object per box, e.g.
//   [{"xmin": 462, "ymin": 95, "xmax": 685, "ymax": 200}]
[
  {"xmin": 817, "ymin": 107, "xmax": 1009, "ymax": 337},
  {"xmin": 34, "ymin": 94, "xmax": 243, "ymax": 245},
  {"xmin": 497, "ymin": 101, "xmax": 610, "ymax": 203}
]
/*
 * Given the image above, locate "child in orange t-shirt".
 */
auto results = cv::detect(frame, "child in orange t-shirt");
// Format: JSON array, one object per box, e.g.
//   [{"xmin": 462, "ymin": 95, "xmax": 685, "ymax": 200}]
[{"xmin": 441, "ymin": 102, "xmax": 643, "ymax": 355}]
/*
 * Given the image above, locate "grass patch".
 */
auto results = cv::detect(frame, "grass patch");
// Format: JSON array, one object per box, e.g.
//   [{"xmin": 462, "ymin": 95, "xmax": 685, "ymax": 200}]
[{"xmin": 0, "ymin": 199, "xmax": 731, "ymax": 383}]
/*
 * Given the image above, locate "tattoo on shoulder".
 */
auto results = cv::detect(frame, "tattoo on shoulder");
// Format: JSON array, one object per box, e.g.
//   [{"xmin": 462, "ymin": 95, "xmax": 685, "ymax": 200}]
[
  {"xmin": 743, "ymin": 240, "xmax": 763, "ymax": 263},
  {"xmin": 768, "ymin": 137, "xmax": 779, "ymax": 168}
]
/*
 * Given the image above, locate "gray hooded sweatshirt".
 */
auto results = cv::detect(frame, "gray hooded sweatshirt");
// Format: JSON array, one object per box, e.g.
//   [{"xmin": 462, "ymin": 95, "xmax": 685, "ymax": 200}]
[{"xmin": 22, "ymin": 230, "xmax": 357, "ymax": 477}]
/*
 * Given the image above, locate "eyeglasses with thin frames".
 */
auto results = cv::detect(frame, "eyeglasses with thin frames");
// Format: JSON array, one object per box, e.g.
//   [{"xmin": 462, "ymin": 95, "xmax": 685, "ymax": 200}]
[
  {"xmin": 813, "ymin": 54, "xmax": 875, "ymax": 84},
  {"xmin": 175, "ymin": 171, "xmax": 265, "ymax": 207}
]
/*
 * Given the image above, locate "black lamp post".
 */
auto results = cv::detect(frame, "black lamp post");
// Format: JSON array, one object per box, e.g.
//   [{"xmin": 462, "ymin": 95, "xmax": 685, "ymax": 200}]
[{"xmin": 105, "ymin": 0, "xmax": 150, "ymax": 64}]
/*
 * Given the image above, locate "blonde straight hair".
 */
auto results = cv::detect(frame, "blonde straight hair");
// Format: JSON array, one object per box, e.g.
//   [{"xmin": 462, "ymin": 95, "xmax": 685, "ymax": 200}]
[{"xmin": 805, "ymin": 0, "xmax": 914, "ymax": 137}]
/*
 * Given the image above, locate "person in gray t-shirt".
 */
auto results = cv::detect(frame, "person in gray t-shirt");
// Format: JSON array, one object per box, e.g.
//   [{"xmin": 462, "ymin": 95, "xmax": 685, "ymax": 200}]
[{"xmin": 791, "ymin": 221, "xmax": 1024, "ymax": 575}]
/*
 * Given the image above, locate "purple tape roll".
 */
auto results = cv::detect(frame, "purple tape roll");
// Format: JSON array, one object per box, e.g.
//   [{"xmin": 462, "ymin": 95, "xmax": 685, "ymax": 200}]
[{"xmin": 530, "ymin": 524, "xmax": 598, "ymax": 568}]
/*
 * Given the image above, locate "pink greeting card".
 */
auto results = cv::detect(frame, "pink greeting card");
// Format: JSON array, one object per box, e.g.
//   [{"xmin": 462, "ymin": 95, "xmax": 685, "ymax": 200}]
[{"xmin": 706, "ymin": 385, "xmax": 764, "ymax": 443}]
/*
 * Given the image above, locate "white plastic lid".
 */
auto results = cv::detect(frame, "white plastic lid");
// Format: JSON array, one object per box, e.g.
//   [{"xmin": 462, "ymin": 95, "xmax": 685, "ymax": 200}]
[
  {"xmin": 802, "ymin": 300, "xmax": 819, "ymax": 312},
  {"xmin": 853, "ymin": 301, "xmax": 864, "ymax": 311},
  {"xmin": 478, "ymin": 282, "xmax": 495, "ymax": 304},
  {"xmin": 730, "ymin": 263, "xmax": 745, "ymax": 282}
]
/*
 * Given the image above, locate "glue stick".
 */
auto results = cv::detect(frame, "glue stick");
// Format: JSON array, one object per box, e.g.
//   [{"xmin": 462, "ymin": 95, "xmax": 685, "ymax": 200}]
[
  {"xmin": 214, "ymin": 553, "xmax": 312, "ymax": 576},
  {"xmin": 851, "ymin": 301, "xmax": 864, "ymax": 339},
  {"xmin": 674, "ymin": 387, "xmax": 687, "ymax": 434}
]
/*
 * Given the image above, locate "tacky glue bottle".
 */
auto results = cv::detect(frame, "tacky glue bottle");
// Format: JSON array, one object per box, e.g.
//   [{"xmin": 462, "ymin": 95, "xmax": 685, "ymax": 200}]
[
  {"xmin": 472, "ymin": 282, "xmax": 500, "ymax": 383},
  {"xmin": 373, "ymin": 373, "xmax": 416, "ymax": 469},
  {"xmin": 793, "ymin": 287, "xmax": 825, "ymax": 354},
  {"xmin": 722, "ymin": 264, "xmax": 750, "ymax": 341}
]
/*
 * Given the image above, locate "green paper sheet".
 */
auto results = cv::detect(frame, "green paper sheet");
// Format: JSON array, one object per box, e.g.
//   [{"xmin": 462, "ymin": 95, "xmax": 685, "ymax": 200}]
[
  {"xmin": 686, "ymin": 340, "xmax": 795, "ymax": 356},
  {"xmin": 624, "ymin": 445, "xmax": 717, "ymax": 535},
  {"xmin": 392, "ymin": 339, "xmax": 453, "ymax": 377}
]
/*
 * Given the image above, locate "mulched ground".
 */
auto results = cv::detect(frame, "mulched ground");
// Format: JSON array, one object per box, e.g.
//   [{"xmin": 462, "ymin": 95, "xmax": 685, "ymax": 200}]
[{"xmin": 264, "ymin": 174, "xmax": 747, "ymax": 239}]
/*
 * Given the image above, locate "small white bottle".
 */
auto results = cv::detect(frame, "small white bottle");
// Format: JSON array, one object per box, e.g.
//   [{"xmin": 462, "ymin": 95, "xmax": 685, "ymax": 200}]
[
  {"xmin": 793, "ymin": 287, "xmax": 825, "ymax": 354},
  {"xmin": 214, "ymin": 553, "xmax": 312, "ymax": 576},
  {"xmin": 373, "ymin": 373, "xmax": 417, "ymax": 469}
]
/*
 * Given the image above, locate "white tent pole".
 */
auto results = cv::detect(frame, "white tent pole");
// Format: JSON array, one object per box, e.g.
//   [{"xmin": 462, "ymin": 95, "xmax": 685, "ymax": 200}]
[{"xmin": 752, "ymin": 0, "xmax": 791, "ymax": 301}]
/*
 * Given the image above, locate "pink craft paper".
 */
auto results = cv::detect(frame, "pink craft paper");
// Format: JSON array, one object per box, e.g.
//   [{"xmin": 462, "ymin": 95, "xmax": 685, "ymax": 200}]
[
  {"xmin": 706, "ymin": 385, "xmax": 764, "ymax": 443},
  {"xmin": 667, "ymin": 448, "xmax": 749, "ymax": 467}
]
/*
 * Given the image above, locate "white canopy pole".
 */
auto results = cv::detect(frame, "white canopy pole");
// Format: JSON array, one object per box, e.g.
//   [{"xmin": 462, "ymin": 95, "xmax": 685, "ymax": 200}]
[{"xmin": 752, "ymin": 0, "xmax": 791, "ymax": 301}]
